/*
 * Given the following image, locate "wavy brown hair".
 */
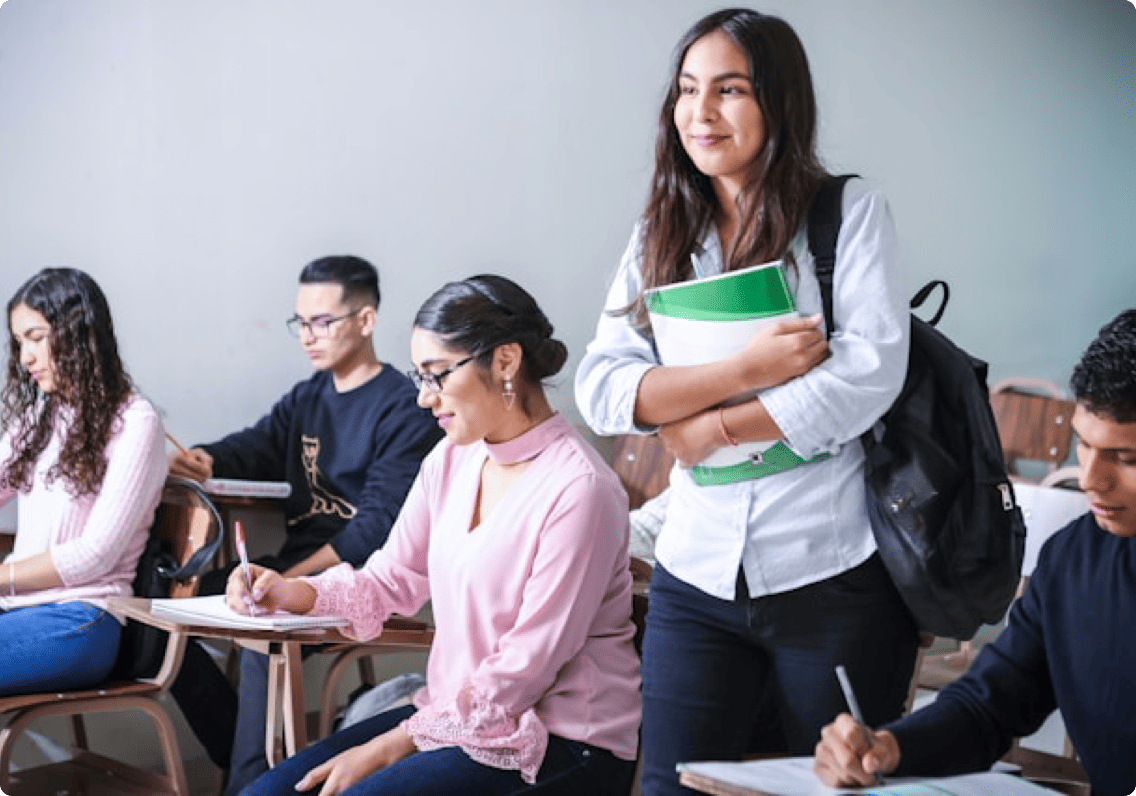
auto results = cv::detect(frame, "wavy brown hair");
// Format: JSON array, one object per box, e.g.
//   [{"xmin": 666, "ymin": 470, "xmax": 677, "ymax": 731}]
[
  {"xmin": 2, "ymin": 268, "xmax": 134, "ymax": 497},
  {"xmin": 627, "ymin": 8, "xmax": 830, "ymax": 325}
]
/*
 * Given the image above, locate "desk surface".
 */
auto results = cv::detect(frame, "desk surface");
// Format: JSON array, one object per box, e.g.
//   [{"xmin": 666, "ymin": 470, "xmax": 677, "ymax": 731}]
[{"xmin": 107, "ymin": 596, "xmax": 433, "ymax": 646}]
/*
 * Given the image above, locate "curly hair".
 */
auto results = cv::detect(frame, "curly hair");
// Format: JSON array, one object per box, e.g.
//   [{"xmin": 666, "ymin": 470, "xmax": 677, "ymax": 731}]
[
  {"xmin": 625, "ymin": 8, "xmax": 830, "ymax": 326},
  {"xmin": 1, "ymin": 268, "xmax": 134, "ymax": 497},
  {"xmin": 1070, "ymin": 308, "xmax": 1136, "ymax": 423}
]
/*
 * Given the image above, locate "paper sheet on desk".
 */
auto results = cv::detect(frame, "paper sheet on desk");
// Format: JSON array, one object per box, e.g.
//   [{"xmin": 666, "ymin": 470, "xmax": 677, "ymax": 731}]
[{"xmin": 678, "ymin": 757, "xmax": 1051, "ymax": 795}]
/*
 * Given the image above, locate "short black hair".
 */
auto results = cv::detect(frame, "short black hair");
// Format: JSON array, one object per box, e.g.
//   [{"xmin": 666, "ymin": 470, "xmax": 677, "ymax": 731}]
[
  {"xmin": 1071, "ymin": 309, "xmax": 1136, "ymax": 422},
  {"xmin": 299, "ymin": 255, "xmax": 380, "ymax": 309}
]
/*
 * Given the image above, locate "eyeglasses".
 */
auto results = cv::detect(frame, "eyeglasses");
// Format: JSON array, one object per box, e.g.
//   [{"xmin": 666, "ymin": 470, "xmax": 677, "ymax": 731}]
[
  {"xmin": 407, "ymin": 355, "xmax": 477, "ymax": 393},
  {"xmin": 286, "ymin": 308, "xmax": 362, "ymax": 339}
]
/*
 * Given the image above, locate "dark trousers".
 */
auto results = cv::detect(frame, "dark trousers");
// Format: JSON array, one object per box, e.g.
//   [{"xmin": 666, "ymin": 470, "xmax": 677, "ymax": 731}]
[
  {"xmin": 240, "ymin": 704, "xmax": 637, "ymax": 796},
  {"xmin": 640, "ymin": 555, "xmax": 919, "ymax": 796},
  {"xmin": 225, "ymin": 646, "xmax": 319, "ymax": 796}
]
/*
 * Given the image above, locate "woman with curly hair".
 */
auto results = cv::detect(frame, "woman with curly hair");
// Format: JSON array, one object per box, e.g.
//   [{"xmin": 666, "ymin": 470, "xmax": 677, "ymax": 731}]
[{"xmin": 0, "ymin": 267, "xmax": 167, "ymax": 695}]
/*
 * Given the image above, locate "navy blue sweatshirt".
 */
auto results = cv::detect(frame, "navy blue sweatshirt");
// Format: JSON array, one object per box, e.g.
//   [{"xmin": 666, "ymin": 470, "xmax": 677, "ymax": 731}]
[
  {"xmin": 203, "ymin": 366, "xmax": 442, "ymax": 566},
  {"xmin": 888, "ymin": 513, "xmax": 1136, "ymax": 796}
]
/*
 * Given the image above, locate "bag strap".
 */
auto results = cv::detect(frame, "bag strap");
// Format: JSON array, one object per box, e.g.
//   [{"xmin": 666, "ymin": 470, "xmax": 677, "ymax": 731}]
[
  {"xmin": 807, "ymin": 174, "xmax": 857, "ymax": 339},
  {"xmin": 156, "ymin": 476, "xmax": 226, "ymax": 582}
]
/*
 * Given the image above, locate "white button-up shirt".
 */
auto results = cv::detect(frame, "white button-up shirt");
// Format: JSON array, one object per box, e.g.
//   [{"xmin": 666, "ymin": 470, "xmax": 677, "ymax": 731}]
[{"xmin": 575, "ymin": 179, "xmax": 909, "ymax": 600}]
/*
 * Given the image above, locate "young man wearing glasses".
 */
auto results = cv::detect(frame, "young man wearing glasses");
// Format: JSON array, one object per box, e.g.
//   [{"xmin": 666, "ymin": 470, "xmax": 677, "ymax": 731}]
[{"xmin": 167, "ymin": 255, "xmax": 442, "ymax": 787}]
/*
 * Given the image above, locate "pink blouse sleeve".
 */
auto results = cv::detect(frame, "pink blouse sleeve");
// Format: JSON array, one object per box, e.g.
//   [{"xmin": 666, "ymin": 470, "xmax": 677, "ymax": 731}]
[
  {"xmin": 308, "ymin": 468, "xmax": 433, "ymax": 640},
  {"xmin": 405, "ymin": 472, "xmax": 630, "ymax": 783}
]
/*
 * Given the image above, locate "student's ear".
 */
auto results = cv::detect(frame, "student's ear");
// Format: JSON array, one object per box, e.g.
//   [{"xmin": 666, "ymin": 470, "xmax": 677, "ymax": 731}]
[
  {"xmin": 492, "ymin": 342, "xmax": 523, "ymax": 383},
  {"xmin": 358, "ymin": 305, "xmax": 378, "ymax": 337}
]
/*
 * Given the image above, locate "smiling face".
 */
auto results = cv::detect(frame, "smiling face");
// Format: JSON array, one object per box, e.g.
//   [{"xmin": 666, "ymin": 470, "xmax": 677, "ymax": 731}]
[
  {"xmin": 410, "ymin": 327, "xmax": 504, "ymax": 447},
  {"xmin": 293, "ymin": 282, "xmax": 373, "ymax": 376},
  {"xmin": 1072, "ymin": 403, "xmax": 1136, "ymax": 538},
  {"xmin": 9, "ymin": 303, "xmax": 57, "ymax": 394},
  {"xmin": 673, "ymin": 29, "xmax": 766, "ymax": 200}
]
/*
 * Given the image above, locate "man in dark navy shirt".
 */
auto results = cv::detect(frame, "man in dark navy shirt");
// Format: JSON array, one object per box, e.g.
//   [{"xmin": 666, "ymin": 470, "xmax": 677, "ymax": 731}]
[
  {"xmin": 815, "ymin": 309, "xmax": 1136, "ymax": 796},
  {"xmin": 167, "ymin": 255, "xmax": 442, "ymax": 786}
]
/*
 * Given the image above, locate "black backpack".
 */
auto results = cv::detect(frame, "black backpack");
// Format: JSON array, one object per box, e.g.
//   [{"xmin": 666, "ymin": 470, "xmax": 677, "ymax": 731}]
[
  {"xmin": 809, "ymin": 175, "xmax": 1026, "ymax": 640},
  {"xmin": 110, "ymin": 477, "xmax": 225, "ymax": 679}
]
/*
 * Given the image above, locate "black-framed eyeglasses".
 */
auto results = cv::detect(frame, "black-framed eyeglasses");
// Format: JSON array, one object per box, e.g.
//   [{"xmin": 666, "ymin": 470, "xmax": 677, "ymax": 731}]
[
  {"xmin": 286, "ymin": 308, "xmax": 362, "ymax": 339},
  {"xmin": 407, "ymin": 355, "xmax": 477, "ymax": 394}
]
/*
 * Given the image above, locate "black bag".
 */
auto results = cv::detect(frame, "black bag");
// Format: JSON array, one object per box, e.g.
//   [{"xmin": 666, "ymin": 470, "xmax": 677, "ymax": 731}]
[
  {"xmin": 809, "ymin": 175, "xmax": 1026, "ymax": 640},
  {"xmin": 110, "ymin": 479, "xmax": 224, "ymax": 679}
]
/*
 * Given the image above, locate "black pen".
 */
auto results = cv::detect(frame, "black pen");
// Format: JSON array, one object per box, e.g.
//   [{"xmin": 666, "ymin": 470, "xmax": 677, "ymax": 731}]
[{"xmin": 834, "ymin": 665, "xmax": 884, "ymax": 786}]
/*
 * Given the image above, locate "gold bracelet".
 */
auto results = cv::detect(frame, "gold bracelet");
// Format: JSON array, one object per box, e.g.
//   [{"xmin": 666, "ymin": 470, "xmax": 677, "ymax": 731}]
[{"xmin": 718, "ymin": 406, "xmax": 739, "ymax": 447}]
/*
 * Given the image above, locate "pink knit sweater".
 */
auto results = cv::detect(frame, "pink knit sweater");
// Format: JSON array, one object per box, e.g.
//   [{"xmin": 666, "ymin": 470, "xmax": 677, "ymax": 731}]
[{"xmin": 0, "ymin": 395, "xmax": 168, "ymax": 614}]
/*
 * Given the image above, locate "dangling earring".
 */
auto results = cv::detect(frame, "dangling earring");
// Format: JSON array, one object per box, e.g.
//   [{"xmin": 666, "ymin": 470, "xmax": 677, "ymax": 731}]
[{"xmin": 503, "ymin": 377, "xmax": 516, "ymax": 410}]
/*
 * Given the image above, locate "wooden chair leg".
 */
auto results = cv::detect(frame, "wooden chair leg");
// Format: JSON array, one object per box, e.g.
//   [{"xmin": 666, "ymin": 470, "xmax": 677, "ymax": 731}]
[{"xmin": 70, "ymin": 713, "xmax": 89, "ymax": 750}]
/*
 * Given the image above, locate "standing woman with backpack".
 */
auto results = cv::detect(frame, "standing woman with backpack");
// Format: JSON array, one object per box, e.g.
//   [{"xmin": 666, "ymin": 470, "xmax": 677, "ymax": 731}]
[
  {"xmin": 0, "ymin": 268, "xmax": 167, "ymax": 695},
  {"xmin": 575, "ymin": 9, "xmax": 919, "ymax": 795}
]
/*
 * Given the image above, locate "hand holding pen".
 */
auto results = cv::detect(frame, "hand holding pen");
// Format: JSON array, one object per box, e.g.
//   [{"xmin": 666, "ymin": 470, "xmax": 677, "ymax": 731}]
[
  {"xmin": 233, "ymin": 520, "xmax": 258, "ymax": 615},
  {"xmin": 814, "ymin": 666, "xmax": 902, "ymax": 787}
]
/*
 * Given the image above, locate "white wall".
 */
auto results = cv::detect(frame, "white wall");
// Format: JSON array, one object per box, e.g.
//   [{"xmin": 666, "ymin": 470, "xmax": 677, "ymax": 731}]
[{"xmin": 0, "ymin": 0, "xmax": 1132, "ymax": 441}]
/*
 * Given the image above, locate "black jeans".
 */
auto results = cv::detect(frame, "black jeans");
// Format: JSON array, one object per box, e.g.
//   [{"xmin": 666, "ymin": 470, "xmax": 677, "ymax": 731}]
[{"xmin": 639, "ymin": 555, "xmax": 918, "ymax": 796}]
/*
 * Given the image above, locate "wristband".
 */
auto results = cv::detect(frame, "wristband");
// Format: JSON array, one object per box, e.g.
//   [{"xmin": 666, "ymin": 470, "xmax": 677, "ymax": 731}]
[{"xmin": 718, "ymin": 406, "xmax": 739, "ymax": 447}]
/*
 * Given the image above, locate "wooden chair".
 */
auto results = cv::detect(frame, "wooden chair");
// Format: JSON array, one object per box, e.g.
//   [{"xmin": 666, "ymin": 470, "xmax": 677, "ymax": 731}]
[
  {"xmin": 990, "ymin": 378, "xmax": 1076, "ymax": 481},
  {"xmin": 611, "ymin": 434, "xmax": 674, "ymax": 510},
  {"xmin": 0, "ymin": 477, "xmax": 222, "ymax": 796}
]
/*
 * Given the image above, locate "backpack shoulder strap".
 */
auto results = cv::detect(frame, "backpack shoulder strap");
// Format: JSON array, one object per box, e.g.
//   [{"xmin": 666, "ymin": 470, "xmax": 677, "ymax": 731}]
[{"xmin": 807, "ymin": 174, "xmax": 857, "ymax": 338}]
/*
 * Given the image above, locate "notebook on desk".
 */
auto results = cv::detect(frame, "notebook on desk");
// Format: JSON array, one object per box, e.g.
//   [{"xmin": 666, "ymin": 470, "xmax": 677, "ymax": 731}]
[
  {"xmin": 677, "ymin": 756, "xmax": 1050, "ymax": 796},
  {"xmin": 202, "ymin": 478, "xmax": 292, "ymax": 499},
  {"xmin": 149, "ymin": 593, "xmax": 348, "ymax": 631}
]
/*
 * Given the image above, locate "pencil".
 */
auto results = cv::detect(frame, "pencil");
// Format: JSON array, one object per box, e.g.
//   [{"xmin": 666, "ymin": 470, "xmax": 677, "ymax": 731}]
[
  {"xmin": 165, "ymin": 431, "xmax": 190, "ymax": 455},
  {"xmin": 835, "ymin": 665, "xmax": 884, "ymax": 785}
]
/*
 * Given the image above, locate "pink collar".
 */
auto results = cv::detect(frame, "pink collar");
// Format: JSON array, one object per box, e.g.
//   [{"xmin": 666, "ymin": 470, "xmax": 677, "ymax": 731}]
[{"xmin": 483, "ymin": 413, "xmax": 567, "ymax": 465}]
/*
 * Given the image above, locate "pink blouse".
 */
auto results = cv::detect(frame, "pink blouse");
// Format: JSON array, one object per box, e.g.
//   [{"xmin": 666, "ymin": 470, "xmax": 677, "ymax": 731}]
[{"xmin": 310, "ymin": 413, "xmax": 641, "ymax": 782}]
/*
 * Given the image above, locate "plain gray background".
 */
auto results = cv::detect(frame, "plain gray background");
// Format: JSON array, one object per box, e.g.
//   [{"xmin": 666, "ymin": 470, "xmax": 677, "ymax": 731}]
[{"xmin": 1, "ymin": 0, "xmax": 1132, "ymax": 448}]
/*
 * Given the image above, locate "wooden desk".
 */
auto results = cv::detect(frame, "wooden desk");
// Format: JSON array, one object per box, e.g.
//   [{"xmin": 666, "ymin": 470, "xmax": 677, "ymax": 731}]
[{"xmin": 107, "ymin": 596, "xmax": 434, "ymax": 765}]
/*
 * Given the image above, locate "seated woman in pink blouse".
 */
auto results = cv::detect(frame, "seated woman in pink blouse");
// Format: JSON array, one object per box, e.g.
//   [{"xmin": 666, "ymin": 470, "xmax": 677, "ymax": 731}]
[
  {"xmin": 229, "ymin": 274, "xmax": 641, "ymax": 796},
  {"xmin": 0, "ymin": 267, "xmax": 167, "ymax": 695}
]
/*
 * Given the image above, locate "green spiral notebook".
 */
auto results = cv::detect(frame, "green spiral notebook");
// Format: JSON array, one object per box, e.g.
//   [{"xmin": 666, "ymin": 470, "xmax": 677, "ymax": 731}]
[{"xmin": 645, "ymin": 261, "xmax": 828, "ymax": 486}]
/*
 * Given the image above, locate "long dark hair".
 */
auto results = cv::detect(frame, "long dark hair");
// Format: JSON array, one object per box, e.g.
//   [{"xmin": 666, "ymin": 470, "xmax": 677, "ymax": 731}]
[
  {"xmin": 414, "ymin": 275, "xmax": 567, "ymax": 416},
  {"xmin": 1, "ymin": 268, "xmax": 134, "ymax": 496},
  {"xmin": 631, "ymin": 8, "xmax": 829, "ymax": 325}
]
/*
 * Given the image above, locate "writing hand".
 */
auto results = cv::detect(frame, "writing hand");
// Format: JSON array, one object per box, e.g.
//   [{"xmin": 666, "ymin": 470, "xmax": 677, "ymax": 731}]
[
  {"xmin": 168, "ymin": 448, "xmax": 213, "ymax": 482},
  {"xmin": 814, "ymin": 713, "xmax": 900, "ymax": 787}
]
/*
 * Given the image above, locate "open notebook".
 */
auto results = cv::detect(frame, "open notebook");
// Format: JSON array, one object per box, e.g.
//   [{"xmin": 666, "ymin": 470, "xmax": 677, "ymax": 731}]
[
  {"xmin": 677, "ymin": 757, "xmax": 1050, "ymax": 796},
  {"xmin": 149, "ymin": 593, "xmax": 348, "ymax": 631}
]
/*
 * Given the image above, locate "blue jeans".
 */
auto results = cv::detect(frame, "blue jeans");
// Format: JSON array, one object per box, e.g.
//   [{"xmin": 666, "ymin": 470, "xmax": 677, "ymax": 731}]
[
  {"xmin": 241, "ymin": 704, "xmax": 637, "ymax": 796},
  {"xmin": 0, "ymin": 602, "xmax": 122, "ymax": 696},
  {"xmin": 640, "ymin": 556, "xmax": 919, "ymax": 796}
]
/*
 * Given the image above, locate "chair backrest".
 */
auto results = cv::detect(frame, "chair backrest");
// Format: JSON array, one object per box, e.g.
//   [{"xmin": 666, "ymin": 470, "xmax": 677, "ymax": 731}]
[
  {"xmin": 989, "ymin": 378, "xmax": 1076, "ymax": 480},
  {"xmin": 611, "ymin": 434, "xmax": 674, "ymax": 510},
  {"xmin": 149, "ymin": 477, "xmax": 223, "ymax": 598}
]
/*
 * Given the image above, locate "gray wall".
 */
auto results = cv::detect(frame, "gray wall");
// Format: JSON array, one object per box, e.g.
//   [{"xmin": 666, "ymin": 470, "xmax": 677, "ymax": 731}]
[{"xmin": 0, "ymin": 0, "xmax": 1132, "ymax": 444}]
